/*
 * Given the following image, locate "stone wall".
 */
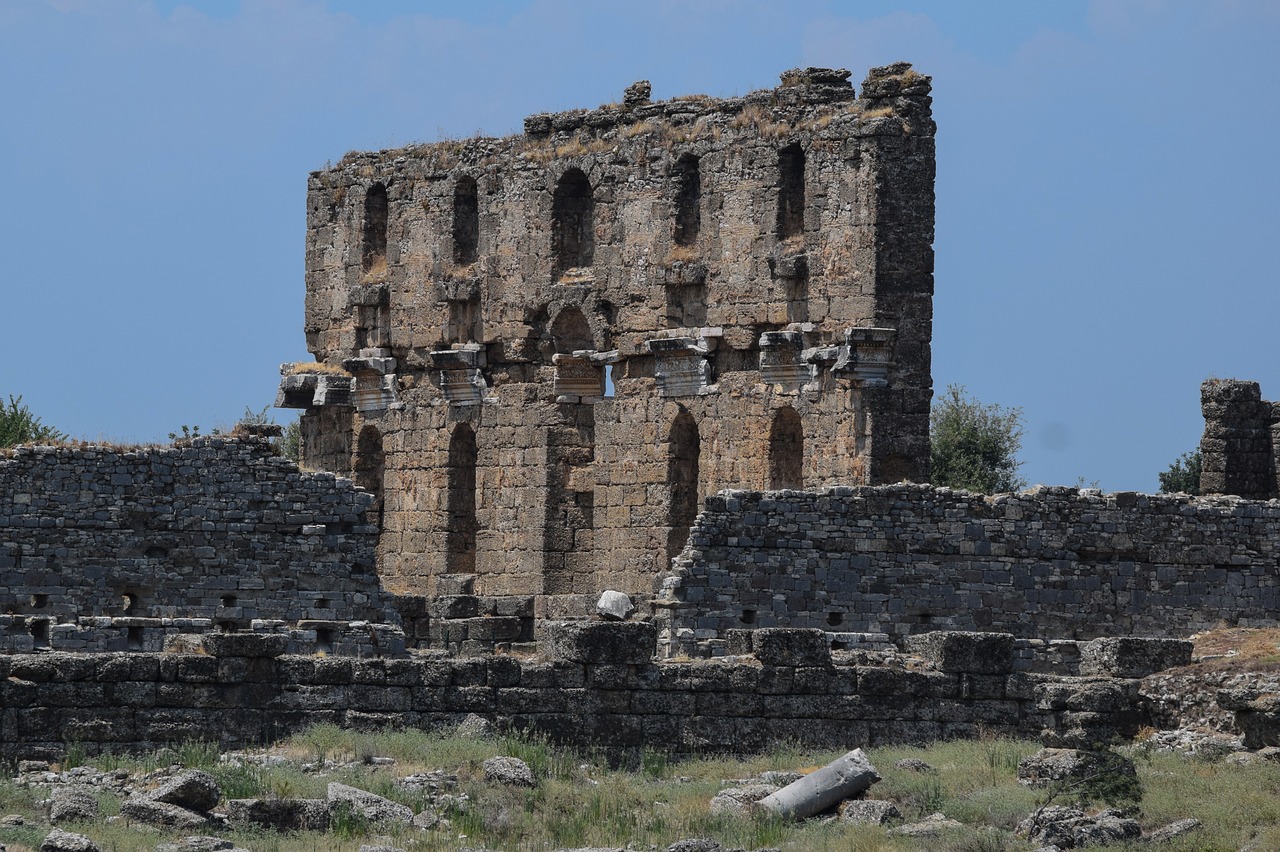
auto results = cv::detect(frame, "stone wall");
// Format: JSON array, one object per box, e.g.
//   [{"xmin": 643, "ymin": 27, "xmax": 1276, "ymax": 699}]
[
  {"xmin": 0, "ymin": 437, "xmax": 397, "ymax": 654},
  {"xmin": 1199, "ymin": 378, "xmax": 1280, "ymax": 499},
  {"xmin": 660, "ymin": 484, "xmax": 1280, "ymax": 654},
  {"xmin": 0, "ymin": 627, "xmax": 1175, "ymax": 761},
  {"xmin": 284, "ymin": 63, "xmax": 936, "ymax": 599}
]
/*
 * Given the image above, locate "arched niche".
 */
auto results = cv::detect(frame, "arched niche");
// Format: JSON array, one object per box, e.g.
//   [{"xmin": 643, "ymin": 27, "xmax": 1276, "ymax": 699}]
[
  {"xmin": 667, "ymin": 409, "xmax": 701, "ymax": 562},
  {"xmin": 453, "ymin": 176, "xmax": 479, "ymax": 266},
  {"xmin": 552, "ymin": 168, "xmax": 594, "ymax": 276},
  {"xmin": 446, "ymin": 422, "xmax": 478, "ymax": 573},
  {"xmin": 769, "ymin": 406, "xmax": 804, "ymax": 490},
  {"xmin": 362, "ymin": 182, "xmax": 388, "ymax": 274}
]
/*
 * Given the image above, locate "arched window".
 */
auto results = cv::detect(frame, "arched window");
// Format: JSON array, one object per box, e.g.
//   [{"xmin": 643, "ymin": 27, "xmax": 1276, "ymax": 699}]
[
  {"xmin": 551, "ymin": 307, "xmax": 593, "ymax": 353},
  {"xmin": 673, "ymin": 154, "xmax": 701, "ymax": 248},
  {"xmin": 667, "ymin": 410, "xmax": 701, "ymax": 562},
  {"xmin": 769, "ymin": 406, "xmax": 804, "ymax": 490},
  {"xmin": 362, "ymin": 183, "xmax": 388, "ymax": 274},
  {"xmin": 353, "ymin": 425, "xmax": 385, "ymax": 519},
  {"xmin": 552, "ymin": 168, "xmax": 594, "ymax": 275},
  {"xmin": 453, "ymin": 176, "xmax": 479, "ymax": 266},
  {"xmin": 446, "ymin": 423, "xmax": 478, "ymax": 573},
  {"xmin": 776, "ymin": 145, "xmax": 805, "ymax": 240}
]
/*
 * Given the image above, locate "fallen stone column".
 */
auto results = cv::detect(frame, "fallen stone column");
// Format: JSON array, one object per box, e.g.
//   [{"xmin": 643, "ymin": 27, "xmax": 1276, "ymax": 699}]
[{"xmin": 756, "ymin": 748, "xmax": 880, "ymax": 820}]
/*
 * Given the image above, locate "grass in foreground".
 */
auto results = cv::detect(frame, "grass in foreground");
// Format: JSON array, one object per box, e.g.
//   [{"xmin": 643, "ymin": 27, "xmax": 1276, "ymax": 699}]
[{"xmin": 1, "ymin": 728, "xmax": 1278, "ymax": 851}]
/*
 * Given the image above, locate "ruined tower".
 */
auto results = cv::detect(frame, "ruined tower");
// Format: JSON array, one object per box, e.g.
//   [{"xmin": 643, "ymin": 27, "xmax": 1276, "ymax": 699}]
[{"xmin": 279, "ymin": 63, "xmax": 937, "ymax": 598}]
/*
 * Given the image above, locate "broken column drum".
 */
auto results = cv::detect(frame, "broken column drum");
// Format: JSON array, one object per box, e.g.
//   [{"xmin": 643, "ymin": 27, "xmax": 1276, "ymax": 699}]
[{"xmin": 282, "ymin": 63, "xmax": 936, "ymax": 598}]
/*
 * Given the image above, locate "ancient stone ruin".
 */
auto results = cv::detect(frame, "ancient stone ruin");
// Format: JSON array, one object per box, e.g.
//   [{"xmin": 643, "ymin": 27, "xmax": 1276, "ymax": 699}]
[
  {"xmin": 3, "ymin": 64, "xmax": 1279, "ymax": 764},
  {"xmin": 278, "ymin": 63, "xmax": 936, "ymax": 600}
]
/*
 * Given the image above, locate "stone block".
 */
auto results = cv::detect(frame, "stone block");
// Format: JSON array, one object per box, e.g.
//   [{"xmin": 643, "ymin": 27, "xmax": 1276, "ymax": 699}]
[
  {"xmin": 1079, "ymin": 637, "xmax": 1192, "ymax": 678},
  {"xmin": 540, "ymin": 621, "xmax": 656, "ymax": 664},
  {"xmin": 201, "ymin": 633, "xmax": 289, "ymax": 659},
  {"xmin": 905, "ymin": 631, "xmax": 1015, "ymax": 674},
  {"xmin": 739, "ymin": 628, "xmax": 831, "ymax": 667}
]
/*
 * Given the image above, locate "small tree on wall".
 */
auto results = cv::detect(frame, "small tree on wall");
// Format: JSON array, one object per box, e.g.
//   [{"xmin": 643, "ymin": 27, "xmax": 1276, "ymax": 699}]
[
  {"xmin": 1158, "ymin": 450, "xmax": 1201, "ymax": 495},
  {"xmin": 1, "ymin": 395, "xmax": 65, "ymax": 448},
  {"xmin": 930, "ymin": 384, "xmax": 1026, "ymax": 493}
]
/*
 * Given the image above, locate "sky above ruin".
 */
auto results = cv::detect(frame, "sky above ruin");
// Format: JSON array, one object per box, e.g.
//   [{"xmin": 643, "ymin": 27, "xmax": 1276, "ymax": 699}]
[{"xmin": 2, "ymin": 0, "xmax": 1277, "ymax": 493}]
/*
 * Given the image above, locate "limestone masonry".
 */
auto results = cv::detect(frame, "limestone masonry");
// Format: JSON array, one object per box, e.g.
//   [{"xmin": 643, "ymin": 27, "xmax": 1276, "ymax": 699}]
[{"xmin": 278, "ymin": 64, "xmax": 936, "ymax": 599}]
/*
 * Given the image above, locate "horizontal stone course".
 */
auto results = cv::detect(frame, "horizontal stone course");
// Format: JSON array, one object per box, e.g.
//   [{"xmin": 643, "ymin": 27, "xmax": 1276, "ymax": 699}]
[{"xmin": 0, "ymin": 629, "xmax": 1176, "ymax": 760}]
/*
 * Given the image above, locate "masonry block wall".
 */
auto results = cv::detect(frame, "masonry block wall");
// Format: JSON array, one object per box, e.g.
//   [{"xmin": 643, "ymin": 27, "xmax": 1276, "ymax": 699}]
[
  {"xmin": 283, "ymin": 63, "xmax": 936, "ymax": 599},
  {"xmin": 0, "ymin": 438, "xmax": 395, "ymax": 652},
  {"xmin": 1199, "ymin": 378, "xmax": 1280, "ymax": 499},
  {"xmin": 0, "ymin": 627, "xmax": 1175, "ymax": 761},
  {"xmin": 660, "ymin": 484, "xmax": 1280, "ymax": 648}
]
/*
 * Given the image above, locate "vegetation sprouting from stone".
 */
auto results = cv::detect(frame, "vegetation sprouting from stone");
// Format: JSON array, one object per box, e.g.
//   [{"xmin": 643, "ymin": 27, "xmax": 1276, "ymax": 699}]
[
  {"xmin": 1158, "ymin": 449, "xmax": 1202, "ymax": 495},
  {"xmin": 929, "ymin": 384, "xmax": 1026, "ymax": 493},
  {"xmin": 0, "ymin": 394, "xmax": 65, "ymax": 448}
]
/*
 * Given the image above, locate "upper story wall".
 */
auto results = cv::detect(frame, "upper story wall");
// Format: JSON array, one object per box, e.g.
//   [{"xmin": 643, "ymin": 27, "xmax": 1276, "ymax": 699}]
[
  {"xmin": 661, "ymin": 484, "xmax": 1280, "ymax": 651},
  {"xmin": 300, "ymin": 64, "xmax": 934, "ymax": 424},
  {"xmin": 0, "ymin": 437, "xmax": 393, "ymax": 637}
]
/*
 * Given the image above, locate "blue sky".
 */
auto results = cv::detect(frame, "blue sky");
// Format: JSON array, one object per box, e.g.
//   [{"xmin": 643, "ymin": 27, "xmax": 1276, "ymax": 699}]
[{"xmin": 2, "ymin": 0, "xmax": 1277, "ymax": 492}]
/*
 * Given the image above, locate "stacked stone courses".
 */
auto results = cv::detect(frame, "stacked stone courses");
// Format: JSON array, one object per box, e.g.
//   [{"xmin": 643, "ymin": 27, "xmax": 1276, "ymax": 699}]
[
  {"xmin": 0, "ymin": 437, "xmax": 397, "ymax": 654},
  {"xmin": 0, "ymin": 627, "xmax": 1183, "ymax": 761},
  {"xmin": 287, "ymin": 63, "xmax": 936, "ymax": 598},
  {"xmin": 660, "ymin": 483, "xmax": 1280, "ymax": 651}
]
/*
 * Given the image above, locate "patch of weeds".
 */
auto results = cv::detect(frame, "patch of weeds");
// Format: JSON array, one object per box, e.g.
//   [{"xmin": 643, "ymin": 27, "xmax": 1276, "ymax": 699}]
[
  {"xmin": 62, "ymin": 741, "xmax": 87, "ymax": 770},
  {"xmin": 175, "ymin": 739, "xmax": 221, "ymax": 769},
  {"xmin": 211, "ymin": 764, "xmax": 266, "ymax": 800},
  {"xmin": 329, "ymin": 800, "xmax": 370, "ymax": 841},
  {"xmin": 641, "ymin": 745, "xmax": 668, "ymax": 779}
]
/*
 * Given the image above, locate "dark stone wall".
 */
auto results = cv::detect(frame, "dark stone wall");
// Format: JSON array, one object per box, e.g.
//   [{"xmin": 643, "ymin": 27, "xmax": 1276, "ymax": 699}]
[
  {"xmin": 0, "ymin": 437, "xmax": 396, "ymax": 652},
  {"xmin": 0, "ymin": 628, "xmax": 1166, "ymax": 761},
  {"xmin": 1199, "ymin": 378, "xmax": 1279, "ymax": 499},
  {"xmin": 661, "ymin": 484, "xmax": 1280, "ymax": 651}
]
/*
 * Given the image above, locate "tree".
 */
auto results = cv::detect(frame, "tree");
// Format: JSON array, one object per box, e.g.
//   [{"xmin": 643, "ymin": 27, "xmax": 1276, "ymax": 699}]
[
  {"xmin": 930, "ymin": 384, "xmax": 1026, "ymax": 493},
  {"xmin": 0, "ymin": 394, "xmax": 65, "ymax": 449},
  {"xmin": 1158, "ymin": 449, "xmax": 1201, "ymax": 495}
]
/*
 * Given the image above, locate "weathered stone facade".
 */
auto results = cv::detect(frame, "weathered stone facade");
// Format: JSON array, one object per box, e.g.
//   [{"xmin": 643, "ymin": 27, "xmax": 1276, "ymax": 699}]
[
  {"xmin": 0, "ymin": 437, "xmax": 399, "ymax": 655},
  {"xmin": 659, "ymin": 484, "xmax": 1280, "ymax": 654},
  {"xmin": 281, "ymin": 63, "xmax": 936, "ymax": 598}
]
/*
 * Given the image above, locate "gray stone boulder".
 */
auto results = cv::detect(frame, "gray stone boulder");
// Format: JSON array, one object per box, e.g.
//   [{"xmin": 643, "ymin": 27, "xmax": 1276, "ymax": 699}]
[
  {"xmin": 151, "ymin": 770, "xmax": 220, "ymax": 812},
  {"xmin": 890, "ymin": 812, "xmax": 963, "ymax": 837},
  {"xmin": 666, "ymin": 841, "xmax": 722, "ymax": 852},
  {"xmin": 482, "ymin": 756, "xmax": 536, "ymax": 788},
  {"xmin": 893, "ymin": 758, "xmax": 936, "ymax": 773},
  {"xmin": 455, "ymin": 713, "xmax": 492, "ymax": 739},
  {"xmin": 1218, "ymin": 685, "xmax": 1280, "ymax": 749},
  {"xmin": 120, "ymin": 796, "xmax": 211, "ymax": 830},
  {"xmin": 225, "ymin": 798, "xmax": 330, "ymax": 831},
  {"xmin": 708, "ymin": 783, "xmax": 778, "ymax": 816},
  {"xmin": 1080, "ymin": 638, "xmax": 1192, "ymax": 678},
  {"xmin": 1017, "ymin": 748, "xmax": 1137, "ymax": 790},
  {"xmin": 40, "ymin": 829, "xmax": 99, "ymax": 852},
  {"xmin": 154, "ymin": 837, "xmax": 249, "ymax": 852},
  {"xmin": 1017, "ymin": 806, "xmax": 1141, "ymax": 848},
  {"xmin": 326, "ymin": 782, "xmax": 413, "ymax": 825},
  {"xmin": 596, "ymin": 590, "xmax": 635, "ymax": 621},
  {"xmin": 1144, "ymin": 817, "xmax": 1203, "ymax": 843},
  {"xmin": 838, "ymin": 799, "xmax": 901, "ymax": 825},
  {"xmin": 50, "ymin": 786, "xmax": 100, "ymax": 825}
]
